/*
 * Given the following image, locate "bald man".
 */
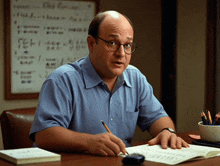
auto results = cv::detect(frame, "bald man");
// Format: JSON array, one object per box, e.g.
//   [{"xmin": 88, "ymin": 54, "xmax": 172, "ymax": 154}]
[{"xmin": 30, "ymin": 11, "xmax": 188, "ymax": 157}]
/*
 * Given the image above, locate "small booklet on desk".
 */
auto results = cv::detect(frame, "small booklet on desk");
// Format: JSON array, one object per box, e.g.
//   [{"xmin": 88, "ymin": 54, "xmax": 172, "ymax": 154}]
[
  {"xmin": 193, "ymin": 140, "xmax": 220, "ymax": 148},
  {"xmin": 0, "ymin": 147, "xmax": 61, "ymax": 165},
  {"xmin": 119, "ymin": 144, "xmax": 220, "ymax": 165}
]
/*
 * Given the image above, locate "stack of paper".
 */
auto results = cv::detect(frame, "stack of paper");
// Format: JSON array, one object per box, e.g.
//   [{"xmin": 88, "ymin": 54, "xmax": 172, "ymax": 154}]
[{"xmin": 0, "ymin": 147, "xmax": 61, "ymax": 165}]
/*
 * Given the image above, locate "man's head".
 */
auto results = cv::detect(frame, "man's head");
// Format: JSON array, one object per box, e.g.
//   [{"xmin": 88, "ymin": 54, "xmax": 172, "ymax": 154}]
[
  {"xmin": 87, "ymin": 11, "xmax": 134, "ymax": 81},
  {"xmin": 88, "ymin": 11, "xmax": 134, "ymax": 43}
]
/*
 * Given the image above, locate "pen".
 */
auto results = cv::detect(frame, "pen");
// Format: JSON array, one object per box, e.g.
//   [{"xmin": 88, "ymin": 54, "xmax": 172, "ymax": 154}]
[
  {"xmin": 213, "ymin": 112, "xmax": 220, "ymax": 125},
  {"xmin": 101, "ymin": 120, "xmax": 112, "ymax": 133},
  {"xmin": 201, "ymin": 111, "xmax": 208, "ymax": 125},
  {"xmin": 101, "ymin": 120, "xmax": 129, "ymax": 155},
  {"xmin": 207, "ymin": 110, "xmax": 213, "ymax": 125}
]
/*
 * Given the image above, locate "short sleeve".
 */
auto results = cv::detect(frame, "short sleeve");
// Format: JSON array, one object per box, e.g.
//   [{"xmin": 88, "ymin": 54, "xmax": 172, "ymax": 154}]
[
  {"xmin": 136, "ymin": 74, "xmax": 168, "ymax": 131},
  {"xmin": 29, "ymin": 76, "xmax": 73, "ymax": 142}
]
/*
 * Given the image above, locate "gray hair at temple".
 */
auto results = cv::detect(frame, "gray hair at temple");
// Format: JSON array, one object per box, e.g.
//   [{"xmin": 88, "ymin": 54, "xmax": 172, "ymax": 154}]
[{"xmin": 88, "ymin": 11, "xmax": 134, "ymax": 42}]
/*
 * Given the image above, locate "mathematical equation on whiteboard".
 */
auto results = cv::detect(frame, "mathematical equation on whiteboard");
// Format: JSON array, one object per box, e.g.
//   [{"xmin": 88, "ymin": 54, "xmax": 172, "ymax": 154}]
[{"xmin": 10, "ymin": 0, "xmax": 95, "ymax": 93}]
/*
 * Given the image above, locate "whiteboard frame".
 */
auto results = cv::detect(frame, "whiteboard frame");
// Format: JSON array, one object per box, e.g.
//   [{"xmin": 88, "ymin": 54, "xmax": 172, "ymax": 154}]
[{"xmin": 4, "ymin": 0, "xmax": 99, "ymax": 100}]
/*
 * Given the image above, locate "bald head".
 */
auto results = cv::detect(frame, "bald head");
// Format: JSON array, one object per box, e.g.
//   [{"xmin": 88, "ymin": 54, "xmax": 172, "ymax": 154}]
[
  {"xmin": 104, "ymin": 11, "xmax": 120, "ymax": 19},
  {"xmin": 88, "ymin": 11, "xmax": 134, "ymax": 42}
]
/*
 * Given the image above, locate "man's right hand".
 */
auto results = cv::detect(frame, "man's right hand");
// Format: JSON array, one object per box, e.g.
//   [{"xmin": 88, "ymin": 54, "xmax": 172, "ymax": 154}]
[
  {"xmin": 35, "ymin": 126, "xmax": 126, "ymax": 156},
  {"xmin": 86, "ymin": 132, "xmax": 127, "ymax": 156}
]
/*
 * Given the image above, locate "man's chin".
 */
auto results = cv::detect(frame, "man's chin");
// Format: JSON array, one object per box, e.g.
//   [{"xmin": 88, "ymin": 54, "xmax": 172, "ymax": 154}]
[{"xmin": 111, "ymin": 69, "xmax": 124, "ymax": 77}]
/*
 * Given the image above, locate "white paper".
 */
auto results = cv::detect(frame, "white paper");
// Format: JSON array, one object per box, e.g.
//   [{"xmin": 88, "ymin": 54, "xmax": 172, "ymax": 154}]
[{"xmin": 121, "ymin": 144, "xmax": 220, "ymax": 165}]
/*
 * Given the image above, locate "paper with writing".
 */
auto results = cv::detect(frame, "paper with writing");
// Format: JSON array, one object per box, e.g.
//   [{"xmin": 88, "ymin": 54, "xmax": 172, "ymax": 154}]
[{"xmin": 120, "ymin": 144, "xmax": 220, "ymax": 165}]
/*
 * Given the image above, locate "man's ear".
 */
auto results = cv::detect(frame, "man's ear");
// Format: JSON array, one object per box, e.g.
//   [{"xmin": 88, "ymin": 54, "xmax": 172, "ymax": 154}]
[{"xmin": 87, "ymin": 35, "xmax": 96, "ymax": 53}]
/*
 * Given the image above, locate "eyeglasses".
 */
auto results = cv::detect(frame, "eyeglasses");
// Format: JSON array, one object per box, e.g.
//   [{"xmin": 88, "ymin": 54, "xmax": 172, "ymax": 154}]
[{"xmin": 97, "ymin": 37, "xmax": 136, "ymax": 54}]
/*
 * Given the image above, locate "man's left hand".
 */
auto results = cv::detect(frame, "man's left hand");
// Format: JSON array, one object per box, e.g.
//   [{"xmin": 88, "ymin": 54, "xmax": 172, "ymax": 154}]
[{"xmin": 148, "ymin": 130, "xmax": 189, "ymax": 149}]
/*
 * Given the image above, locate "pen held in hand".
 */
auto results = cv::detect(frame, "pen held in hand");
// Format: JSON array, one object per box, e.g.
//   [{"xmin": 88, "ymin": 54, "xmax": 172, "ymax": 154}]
[
  {"xmin": 101, "ymin": 120, "xmax": 112, "ymax": 133},
  {"xmin": 101, "ymin": 120, "xmax": 129, "ymax": 155}
]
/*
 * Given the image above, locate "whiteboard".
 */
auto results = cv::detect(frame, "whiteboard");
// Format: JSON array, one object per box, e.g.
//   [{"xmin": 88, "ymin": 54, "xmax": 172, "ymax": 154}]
[{"xmin": 9, "ymin": 0, "xmax": 96, "ymax": 94}]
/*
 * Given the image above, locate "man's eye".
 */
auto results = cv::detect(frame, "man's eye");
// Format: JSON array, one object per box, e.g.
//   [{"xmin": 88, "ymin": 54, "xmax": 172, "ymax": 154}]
[
  {"xmin": 108, "ymin": 41, "xmax": 116, "ymax": 46},
  {"xmin": 125, "ymin": 43, "xmax": 132, "ymax": 48}
]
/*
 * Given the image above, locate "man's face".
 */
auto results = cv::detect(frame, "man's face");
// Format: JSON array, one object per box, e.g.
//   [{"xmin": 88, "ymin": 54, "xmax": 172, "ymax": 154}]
[{"xmin": 89, "ymin": 14, "xmax": 134, "ymax": 80}]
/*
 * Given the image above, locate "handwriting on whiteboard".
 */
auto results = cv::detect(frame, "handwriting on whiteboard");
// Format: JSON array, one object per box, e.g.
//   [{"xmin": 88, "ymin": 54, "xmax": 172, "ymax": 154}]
[{"xmin": 11, "ymin": 0, "xmax": 95, "ymax": 93}]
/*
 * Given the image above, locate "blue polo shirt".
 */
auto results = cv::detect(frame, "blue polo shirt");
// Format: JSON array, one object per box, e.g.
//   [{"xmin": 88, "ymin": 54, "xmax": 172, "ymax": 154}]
[{"xmin": 30, "ymin": 55, "xmax": 168, "ymax": 147}]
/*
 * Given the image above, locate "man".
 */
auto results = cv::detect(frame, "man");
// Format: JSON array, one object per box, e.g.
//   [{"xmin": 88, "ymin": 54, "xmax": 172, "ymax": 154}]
[{"xmin": 30, "ymin": 11, "xmax": 188, "ymax": 157}]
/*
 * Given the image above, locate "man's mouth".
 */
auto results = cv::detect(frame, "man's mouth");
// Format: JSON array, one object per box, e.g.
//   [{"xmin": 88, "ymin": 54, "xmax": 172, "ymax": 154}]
[{"xmin": 113, "ymin": 61, "xmax": 123, "ymax": 65}]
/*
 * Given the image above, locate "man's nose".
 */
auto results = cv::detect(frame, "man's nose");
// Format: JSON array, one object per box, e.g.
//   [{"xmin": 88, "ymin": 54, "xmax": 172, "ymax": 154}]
[{"xmin": 116, "ymin": 45, "xmax": 126, "ymax": 57}]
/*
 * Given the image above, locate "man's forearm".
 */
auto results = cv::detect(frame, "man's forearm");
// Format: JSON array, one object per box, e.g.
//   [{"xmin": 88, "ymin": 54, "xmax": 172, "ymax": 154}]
[
  {"xmin": 35, "ymin": 126, "xmax": 127, "ymax": 156},
  {"xmin": 149, "ymin": 116, "xmax": 175, "ymax": 137},
  {"xmin": 35, "ymin": 126, "xmax": 91, "ymax": 152}
]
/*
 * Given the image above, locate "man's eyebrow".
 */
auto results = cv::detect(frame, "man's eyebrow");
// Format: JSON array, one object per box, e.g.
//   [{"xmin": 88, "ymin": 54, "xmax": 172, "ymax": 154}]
[
  {"xmin": 108, "ymin": 34, "xmax": 133, "ymax": 40},
  {"xmin": 108, "ymin": 34, "xmax": 119, "ymax": 38}
]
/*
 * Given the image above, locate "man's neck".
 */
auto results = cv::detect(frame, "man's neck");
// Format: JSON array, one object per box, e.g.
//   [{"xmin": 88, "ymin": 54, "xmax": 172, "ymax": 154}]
[{"xmin": 103, "ymin": 77, "xmax": 118, "ymax": 93}]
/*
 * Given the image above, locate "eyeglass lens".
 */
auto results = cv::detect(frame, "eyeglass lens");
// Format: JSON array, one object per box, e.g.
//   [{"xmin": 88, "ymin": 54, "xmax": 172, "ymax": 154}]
[{"xmin": 107, "ymin": 43, "xmax": 135, "ymax": 54}]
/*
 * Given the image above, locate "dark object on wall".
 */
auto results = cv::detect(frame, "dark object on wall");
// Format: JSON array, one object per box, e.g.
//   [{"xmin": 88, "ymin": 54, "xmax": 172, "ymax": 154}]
[{"xmin": 161, "ymin": 0, "xmax": 177, "ymax": 124}]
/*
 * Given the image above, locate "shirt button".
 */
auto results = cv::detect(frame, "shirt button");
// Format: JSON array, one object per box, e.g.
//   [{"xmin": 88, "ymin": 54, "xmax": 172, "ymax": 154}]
[{"xmin": 111, "ymin": 118, "xmax": 113, "ymax": 121}]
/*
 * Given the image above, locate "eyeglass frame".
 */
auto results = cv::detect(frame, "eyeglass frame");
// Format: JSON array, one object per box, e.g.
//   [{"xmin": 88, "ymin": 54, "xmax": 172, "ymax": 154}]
[{"xmin": 97, "ymin": 36, "xmax": 136, "ymax": 54}]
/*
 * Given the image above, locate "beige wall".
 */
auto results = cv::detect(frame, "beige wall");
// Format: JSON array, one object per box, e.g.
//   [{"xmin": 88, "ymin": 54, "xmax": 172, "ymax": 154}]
[
  {"xmin": 176, "ymin": 0, "xmax": 207, "ymax": 132},
  {"xmin": 0, "ymin": 0, "xmax": 207, "ymax": 149}
]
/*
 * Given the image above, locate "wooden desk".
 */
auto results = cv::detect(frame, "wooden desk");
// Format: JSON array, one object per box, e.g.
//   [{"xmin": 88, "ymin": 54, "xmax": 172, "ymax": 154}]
[{"xmin": 1, "ymin": 131, "xmax": 220, "ymax": 166}]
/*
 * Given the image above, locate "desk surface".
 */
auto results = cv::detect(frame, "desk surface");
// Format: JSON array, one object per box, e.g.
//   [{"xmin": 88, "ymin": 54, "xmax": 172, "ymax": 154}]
[{"xmin": 1, "ymin": 131, "xmax": 220, "ymax": 166}]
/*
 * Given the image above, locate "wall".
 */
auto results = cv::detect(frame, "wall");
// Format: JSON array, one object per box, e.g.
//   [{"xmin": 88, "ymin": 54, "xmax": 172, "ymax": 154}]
[
  {"xmin": 0, "ymin": 0, "xmax": 207, "ymax": 149},
  {"xmin": 176, "ymin": 0, "xmax": 207, "ymax": 132}
]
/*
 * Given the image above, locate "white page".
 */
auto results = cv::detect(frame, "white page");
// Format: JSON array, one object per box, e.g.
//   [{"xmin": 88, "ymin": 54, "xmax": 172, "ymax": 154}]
[
  {"xmin": 122, "ymin": 144, "xmax": 220, "ymax": 165},
  {"xmin": 0, "ymin": 147, "xmax": 60, "ymax": 159}
]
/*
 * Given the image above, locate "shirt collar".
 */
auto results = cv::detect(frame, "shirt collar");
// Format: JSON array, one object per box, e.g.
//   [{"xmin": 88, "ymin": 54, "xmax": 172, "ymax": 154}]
[
  {"xmin": 81, "ymin": 55, "xmax": 103, "ymax": 89},
  {"xmin": 81, "ymin": 55, "xmax": 132, "ymax": 89},
  {"xmin": 122, "ymin": 70, "xmax": 132, "ymax": 88}
]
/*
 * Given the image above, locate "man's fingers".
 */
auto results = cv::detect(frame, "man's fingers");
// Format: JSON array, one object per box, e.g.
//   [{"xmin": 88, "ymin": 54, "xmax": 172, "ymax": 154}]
[
  {"xmin": 98, "ymin": 149, "xmax": 109, "ymax": 156},
  {"xmin": 175, "ymin": 137, "xmax": 185, "ymax": 149},
  {"xmin": 95, "ymin": 145, "xmax": 117, "ymax": 157},
  {"xmin": 170, "ymin": 136, "xmax": 189, "ymax": 149},
  {"xmin": 87, "ymin": 133, "xmax": 124, "ymax": 156},
  {"xmin": 160, "ymin": 134, "xmax": 169, "ymax": 149},
  {"xmin": 179, "ymin": 139, "xmax": 189, "ymax": 148},
  {"xmin": 92, "ymin": 133, "xmax": 126, "ymax": 156},
  {"xmin": 169, "ymin": 134, "xmax": 177, "ymax": 149},
  {"xmin": 148, "ymin": 132, "xmax": 189, "ymax": 150},
  {"xmin": 148, "ymin": 137, "xmax": 159, "ymax": 146},
  {"xmin": 109, "ymin": 134, "xmax": 127, "ymax": 155},
  {"xmin": 101, "ymin": 144, "xmax": 118, "ymax": 156}
]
